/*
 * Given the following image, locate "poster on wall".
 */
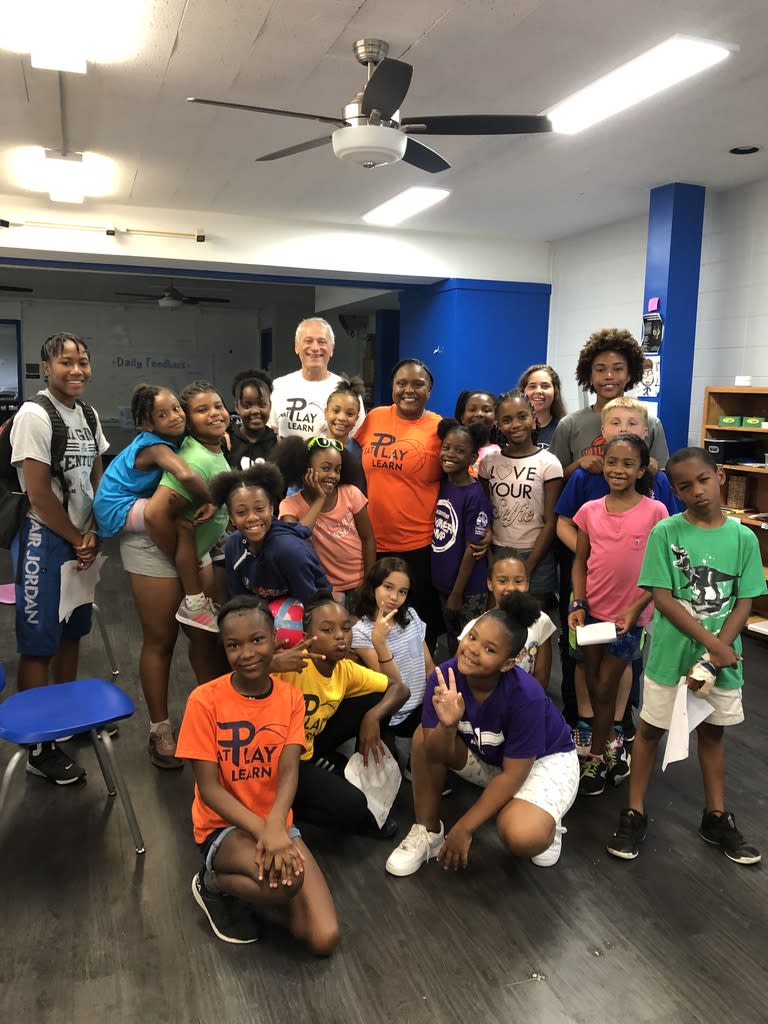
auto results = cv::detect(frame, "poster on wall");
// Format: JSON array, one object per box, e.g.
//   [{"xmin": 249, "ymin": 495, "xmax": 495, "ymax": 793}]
[
  {"xmin": 642, "ymin": 313, "xmax": 663, "ymax": 353},
  {"xmin": 639, "ymin": 355, "xmax": 661, "ymax": 399}
]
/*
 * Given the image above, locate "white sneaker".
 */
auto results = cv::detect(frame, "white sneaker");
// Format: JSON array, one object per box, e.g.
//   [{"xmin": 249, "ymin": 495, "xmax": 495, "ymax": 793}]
[
  {"xmin": 385, "ymin": 822, "xmax": 444, "ymax": 876},
  {"xmin": 531, "ymin": 824, "xmax": 566, "ymax": 867}
]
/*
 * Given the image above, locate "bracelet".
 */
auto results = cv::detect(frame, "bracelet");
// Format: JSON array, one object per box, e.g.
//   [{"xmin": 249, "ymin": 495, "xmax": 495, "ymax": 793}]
[
  {"xmin": 378, "ymin": 655, "xmax": 395, "ymax": 664},
  {"xmin": 568, "ymin": 599, "xmax": 588, "ymax": 613}
]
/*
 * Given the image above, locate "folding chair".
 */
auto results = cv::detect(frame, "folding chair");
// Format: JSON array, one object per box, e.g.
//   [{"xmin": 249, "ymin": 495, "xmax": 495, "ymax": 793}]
[
  {"xmin": 0, "ymin": 584, "xmax": 119, "ymax": 679},
  {"xmin": 0, "ymin": 667, "xmax": 145, "ymax": 854}
]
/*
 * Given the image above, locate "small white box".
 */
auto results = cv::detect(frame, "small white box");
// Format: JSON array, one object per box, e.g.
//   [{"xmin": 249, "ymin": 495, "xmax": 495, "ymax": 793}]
[{"xmin": 576, "ymin": 622, "xmax": 618, "ymax": 646}]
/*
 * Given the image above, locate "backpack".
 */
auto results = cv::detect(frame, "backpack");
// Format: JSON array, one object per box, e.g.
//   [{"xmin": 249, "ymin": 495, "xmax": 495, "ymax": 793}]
[{"xmin": 0, "ymin": 394, "xmax": 98, "ymax": 549}]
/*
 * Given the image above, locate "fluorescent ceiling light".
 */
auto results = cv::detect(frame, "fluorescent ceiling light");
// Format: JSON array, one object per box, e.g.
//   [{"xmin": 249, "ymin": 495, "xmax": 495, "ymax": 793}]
[
  {"xmin": 9, "ymin": 146, "xmax": 118, "ymax": 202},
  {"xmin": 363, "ymin": 187, "xmax": 450, "ymax": 227},
  {"xmin": 0, "ymin": 0, "xmax": 150, "ymax": 67},
  {"xmin": 548, "ymin": 35, "xmax": 732, "ymax": 135}
]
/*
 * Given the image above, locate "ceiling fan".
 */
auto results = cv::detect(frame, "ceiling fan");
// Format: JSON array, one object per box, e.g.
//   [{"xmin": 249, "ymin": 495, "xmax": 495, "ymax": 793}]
[
  {"xmin": 188, "ymin": 38, "xmax": 552, "ymax": 174},
  {"xmin": 0, "ymin": 285, "xmax": 33, "ymax": 293},
  {"xmin": 115, "ymin": 284, "xmax": 231, "ymax": 309}
]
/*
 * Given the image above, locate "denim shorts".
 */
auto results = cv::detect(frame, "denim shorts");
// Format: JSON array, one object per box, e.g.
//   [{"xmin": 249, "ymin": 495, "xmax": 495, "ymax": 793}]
[
  {"xmin": 198, "ymin": 823, "xmax": 302, "ymax": 873},
  {"xmin": 12, "ymin": 517, "xmax": 92, "ymax": 656},
  {"xmin": 581, "ymin": 614, "xmax": 644, "ymax": 660}
]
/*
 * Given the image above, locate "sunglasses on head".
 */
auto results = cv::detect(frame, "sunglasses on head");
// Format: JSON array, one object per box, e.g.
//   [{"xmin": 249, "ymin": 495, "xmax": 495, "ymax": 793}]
[{"xmin": 307, "ymin": 436, "xmax": 344, "ymax": 453}]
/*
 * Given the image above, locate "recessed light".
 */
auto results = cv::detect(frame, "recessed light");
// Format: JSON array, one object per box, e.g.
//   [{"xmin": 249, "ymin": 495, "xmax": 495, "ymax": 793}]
[
  {"xmin": 548, "ymin": 35, "xmax": 733, "ymax": 135},
  {"xmin": 729, "ymin": 146, "xmax": 760, "ymax": 155}
]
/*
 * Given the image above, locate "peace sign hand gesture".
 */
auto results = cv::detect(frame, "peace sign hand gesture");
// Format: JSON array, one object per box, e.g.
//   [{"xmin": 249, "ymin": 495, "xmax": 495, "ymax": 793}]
[
  {"xmin": 372, "ymin": 605, "xmax": 397, "ymax": 647},
  {"xmin": 431, "ymin": 666, "xmax": 465, "ymax": 728}
]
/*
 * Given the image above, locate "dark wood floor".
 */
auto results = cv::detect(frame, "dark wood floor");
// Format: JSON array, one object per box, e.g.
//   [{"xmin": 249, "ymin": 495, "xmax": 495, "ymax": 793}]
[{"xmin": 1, "ymin": 543, "xmax": 767, "ymax": 1024}]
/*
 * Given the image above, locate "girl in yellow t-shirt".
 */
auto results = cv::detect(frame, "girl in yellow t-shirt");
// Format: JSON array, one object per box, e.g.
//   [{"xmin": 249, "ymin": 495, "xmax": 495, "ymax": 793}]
[{"xmin": 278, "ymin": 592, "xmax": 409, "ymax": 837}]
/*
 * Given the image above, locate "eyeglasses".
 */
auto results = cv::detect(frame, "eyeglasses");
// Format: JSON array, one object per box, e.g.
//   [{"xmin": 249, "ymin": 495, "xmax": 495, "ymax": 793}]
[{"xmin": 307, "ymin": 436, "xmax": 344, "ymax": 453}]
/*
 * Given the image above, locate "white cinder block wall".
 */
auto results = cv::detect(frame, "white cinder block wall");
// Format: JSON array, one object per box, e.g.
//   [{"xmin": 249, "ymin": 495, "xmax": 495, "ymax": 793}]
[
  {"xmin": 548, "ymin": 178, "xmax": 768, "ymax": 445},
  {"xmin": 547, "ymin": 216, "xmax": 647, "ymax": 415},
  {"xmin": 692, "ymin": 179, "xmax": 768, "ymax": 440}
]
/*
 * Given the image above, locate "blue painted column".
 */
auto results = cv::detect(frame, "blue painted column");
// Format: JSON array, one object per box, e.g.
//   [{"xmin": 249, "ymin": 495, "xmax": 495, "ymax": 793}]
[
  {"xmin": 374, "ymin": 309, "xmax": 400, "ymax": 407},
  {"xmin": 643, "ymin": 183, "xmax": 706, "ymax": 452},
  {"xmin": 398, "ymin": 279, "xmax": 551, "ymax": 417}
]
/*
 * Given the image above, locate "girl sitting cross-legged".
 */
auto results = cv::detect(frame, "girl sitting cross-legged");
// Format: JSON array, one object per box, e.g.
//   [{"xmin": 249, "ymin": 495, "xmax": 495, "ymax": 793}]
[{"xmin": 385, "ymin": 592, "xmax": 578, "ymax": 877}]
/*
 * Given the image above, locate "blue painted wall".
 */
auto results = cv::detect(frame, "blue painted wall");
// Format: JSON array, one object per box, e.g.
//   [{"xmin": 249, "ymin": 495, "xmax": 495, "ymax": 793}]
[{"xmin": 398, "ymin": 278, "xmax": 551, "ymax": 417}]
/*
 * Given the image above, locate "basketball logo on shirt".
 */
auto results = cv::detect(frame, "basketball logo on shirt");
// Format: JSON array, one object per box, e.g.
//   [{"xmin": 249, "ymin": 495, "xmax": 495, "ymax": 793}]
[
  {"xmin": 217, "ymin": 720, "xmax": 288, "ymax": 780},
  {"xmin": 280, "ymin": 397, "xmax": 325, "ymax": 435},
  {"xmin": 366, "ymin": 432, "xmax": 427, "ymax": 473}
]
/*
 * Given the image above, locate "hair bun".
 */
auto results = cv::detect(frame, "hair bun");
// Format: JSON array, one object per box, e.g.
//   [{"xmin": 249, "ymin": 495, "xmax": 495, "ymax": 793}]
[{"xmin": 497, "ymin": 591, "xmax": 540, "ymax": 629}]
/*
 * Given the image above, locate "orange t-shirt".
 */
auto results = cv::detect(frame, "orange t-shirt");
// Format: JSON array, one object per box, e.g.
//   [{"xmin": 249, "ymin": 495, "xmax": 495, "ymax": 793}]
[
  {"xmin": 176, "ymin": 673, "xmax": 306, "ymax": 843},
  {"xmin": 356, "ymin": 405, "xmax": 442, "ymax": 550}
]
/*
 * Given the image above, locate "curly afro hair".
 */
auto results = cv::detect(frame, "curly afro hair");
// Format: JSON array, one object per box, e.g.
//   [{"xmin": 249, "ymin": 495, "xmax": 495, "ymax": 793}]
[{"xmin": 575, "ymin": 328, "xmax": 644, "ymax": 392}]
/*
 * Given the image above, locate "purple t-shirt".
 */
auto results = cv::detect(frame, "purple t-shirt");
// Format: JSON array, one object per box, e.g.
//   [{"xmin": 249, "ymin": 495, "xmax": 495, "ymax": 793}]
[
  {"xmin": 431, "ymin": 480, "xmax": 492, "ymax": 596},
  {"xmin": 422, "ymin": 657, "xmax": 574, "ymax": 765}
]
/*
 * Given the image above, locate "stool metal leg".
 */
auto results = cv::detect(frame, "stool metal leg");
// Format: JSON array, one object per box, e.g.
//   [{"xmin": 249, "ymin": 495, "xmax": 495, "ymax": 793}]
[
  {"xmin": 0, "ymin": 748, "xmax": 26, "ymax": 819},
  {"xmin": 90, "ymin": 728, "xmax": 116, "ymax": 795},
  {"xmin": 93, "ymin": 603, "xmax": 119, "ymax": 679},
  {"xmin": 99, "ymin": 731, "xmax": 145, "ymax": 855}
]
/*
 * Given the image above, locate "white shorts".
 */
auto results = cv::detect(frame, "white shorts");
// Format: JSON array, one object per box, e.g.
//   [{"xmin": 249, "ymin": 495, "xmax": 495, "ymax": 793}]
[
  {"xmin": 120, "ymin": 531, "xmax": 212, "ymax": 579},
  {"xmin": 453, "ymin": 747, "xmax": 580, "ymax": 824},
  {"xmin": 640, "ymin": 676, "xmax": 745, "ymax": 730}
]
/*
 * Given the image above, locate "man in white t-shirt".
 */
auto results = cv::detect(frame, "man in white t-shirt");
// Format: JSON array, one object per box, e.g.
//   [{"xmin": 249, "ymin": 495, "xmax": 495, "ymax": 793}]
[{"xmin": 268, "ymin": 317, "xmax": 365, "ymax": 439}]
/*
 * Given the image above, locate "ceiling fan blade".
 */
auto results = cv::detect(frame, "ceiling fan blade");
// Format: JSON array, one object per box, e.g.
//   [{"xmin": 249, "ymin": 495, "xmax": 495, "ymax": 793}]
[
  {"xmin": 115, "ymin": 292, "xmax": 156, "ymax": 299},
  {"xmin": 0, "ymin": 285, "xmax": 33, "ymax": 293},
  {"xmin": 361, "ymin": 58, "xmax": 413, "ymax": 119},
  {"xmin": 183, "ymin": 296, "xmax": 231, "ymax": 304},
  {"xmin": 187, "ymin": 97, "xmax": 344, "ymax": 127},
  {"xmin": 402, "ymin": 138, "xmax": 451, "ymax": 174},
  {"xmin": 401, "ymin": 114, "xmax": 552, "ymax": 135},
  {"xmin": 256, "ymin": 136, "xmax": 331, "ymax": 162}
]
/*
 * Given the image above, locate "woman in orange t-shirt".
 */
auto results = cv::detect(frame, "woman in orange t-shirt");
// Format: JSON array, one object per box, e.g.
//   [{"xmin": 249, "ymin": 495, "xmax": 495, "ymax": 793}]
[{"xmin": 355, "ymin": 359, "xmax": 443, "ymax": 647}]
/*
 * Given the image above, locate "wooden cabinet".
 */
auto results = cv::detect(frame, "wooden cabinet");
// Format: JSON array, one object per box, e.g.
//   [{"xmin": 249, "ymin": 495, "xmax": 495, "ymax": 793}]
[{"xmin": 701, "ymin": 386, "xmax": 768, "ymax": 630}]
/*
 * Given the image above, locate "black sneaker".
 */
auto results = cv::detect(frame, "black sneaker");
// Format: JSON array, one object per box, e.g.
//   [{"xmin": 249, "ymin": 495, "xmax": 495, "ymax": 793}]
[
  {"xmin": 25, "ymin": 742, "xmax": 86, "ymax": 785},
  {"xmin": 604, "ymin": 737, "xmax": 631, "ymax": 786},
  {"xmin": 191, "ymin": 871, "xmax": 261, "ymax": 944},
  {"xmin": 578, "ymin": 755, "xmax": 607, "ymax": 796},
  {"xmin": 698, "ymin": 811, "xmax": 761, "ymax": 865},
  {"xmin": 607, "ymin": 808, "xmax": 648, "ymax": 859}
]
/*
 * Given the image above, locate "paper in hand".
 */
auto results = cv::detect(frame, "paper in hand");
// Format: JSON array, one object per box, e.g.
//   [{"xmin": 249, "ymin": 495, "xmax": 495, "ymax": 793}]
[
  {"xmin": 662, "ymin": 678, "xmax": 714, "ymax": 771},
  {"xmin": 344, "ymin": 749, "xmax": 402, "ymax": 828},
  {"xmin": 59, "ymin": 554, "xmax": 107, "ymax": 623}
]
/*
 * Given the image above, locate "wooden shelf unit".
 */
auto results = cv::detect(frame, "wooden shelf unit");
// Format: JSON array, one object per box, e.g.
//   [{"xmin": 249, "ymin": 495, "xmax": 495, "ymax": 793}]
[{"xmin": 701, "ymin": 385, "xmax": 768, "ymax": 628}]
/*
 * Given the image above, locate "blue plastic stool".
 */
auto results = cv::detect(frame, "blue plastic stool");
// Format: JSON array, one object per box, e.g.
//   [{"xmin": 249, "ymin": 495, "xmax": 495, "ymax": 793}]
[{"xmin": 0, "ymin": 670, "xmax": 145, "ymax": 854}]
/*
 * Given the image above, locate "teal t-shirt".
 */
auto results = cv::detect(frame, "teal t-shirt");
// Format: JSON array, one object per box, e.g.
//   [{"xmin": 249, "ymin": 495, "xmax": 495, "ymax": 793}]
[
  {"xmin": 159, "ymin": 436, "xmax": 229, "ymax": 558},
  {"xmin": 639, "ymin": 514, "xmax": 766, "ymax": 689}
]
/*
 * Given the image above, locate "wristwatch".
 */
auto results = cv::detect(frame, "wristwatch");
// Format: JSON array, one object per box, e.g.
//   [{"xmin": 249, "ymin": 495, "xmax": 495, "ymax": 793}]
[{"xmin": 568, "ymin": 599, "xmax": 588, "ymax": 613}]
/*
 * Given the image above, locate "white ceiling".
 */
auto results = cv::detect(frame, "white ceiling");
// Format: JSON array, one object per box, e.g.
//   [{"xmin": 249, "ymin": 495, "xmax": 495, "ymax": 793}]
[{"xmin": 1, "ymin": 0, "xmax": 767, "ymax": 246}]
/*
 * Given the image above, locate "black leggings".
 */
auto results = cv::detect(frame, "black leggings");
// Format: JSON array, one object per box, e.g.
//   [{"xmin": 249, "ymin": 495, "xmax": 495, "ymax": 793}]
[
  {"xmin": 292, "ymin": 694, "xmax": 384, "ymax": 835},
  {"xmin": 377, "ymin": 544, "xmax": 443, "ymax": 652}
]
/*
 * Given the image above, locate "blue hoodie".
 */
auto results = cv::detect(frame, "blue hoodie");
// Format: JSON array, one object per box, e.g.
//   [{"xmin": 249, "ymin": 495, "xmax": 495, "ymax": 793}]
[{"xmin": 224, "ymin": 518, "xmax": 330, "ymax": 604}]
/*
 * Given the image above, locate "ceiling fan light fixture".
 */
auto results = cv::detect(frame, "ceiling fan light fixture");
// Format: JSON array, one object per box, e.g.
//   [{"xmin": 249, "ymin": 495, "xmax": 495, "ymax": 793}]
[
  {"xmin": 548, "ymin": 35, "xmax": 733, "ymax": 135},
  {"xmin": 332, "ymin": 125, "xmax": 407, "ymax": 168},
  {"xmin": 363, "ymin": 186, "xmax": 450, "ymax": 227}
]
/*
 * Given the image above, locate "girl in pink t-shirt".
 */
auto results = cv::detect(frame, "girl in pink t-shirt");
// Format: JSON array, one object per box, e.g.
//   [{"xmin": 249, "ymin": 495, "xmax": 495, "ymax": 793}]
[
  {"xmin": 567, "ymin": 434, "xmax": 668, "ymax": 797},
  {"xmin": 275, "ymin": 436, "xmax": 376, "ymax": 605}
]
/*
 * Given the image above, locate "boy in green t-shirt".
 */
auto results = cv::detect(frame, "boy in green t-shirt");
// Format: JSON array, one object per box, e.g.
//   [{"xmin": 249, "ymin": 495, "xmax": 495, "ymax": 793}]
[{"xmin": 607, "ymin": 447, "xmax": 765, "ymax": 865}]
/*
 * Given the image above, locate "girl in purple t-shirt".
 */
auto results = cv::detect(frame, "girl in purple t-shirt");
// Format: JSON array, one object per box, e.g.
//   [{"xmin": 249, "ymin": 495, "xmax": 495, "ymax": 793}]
[
  {"xmin": 385, "ymin": 592, "xmax": 578, "ymax": 877},
  {"xmin": 568, "ymin": 434, "xmax": 668, "ymax": 798},
  {"xmin": 431, "ymin": 418, "xmax": 492, "ymax": 654}
]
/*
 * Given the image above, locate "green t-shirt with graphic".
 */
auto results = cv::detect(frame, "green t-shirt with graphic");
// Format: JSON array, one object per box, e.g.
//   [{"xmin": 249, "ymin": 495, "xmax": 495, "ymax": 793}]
[
  {"xmin": 639, "ymin": 514, "xmax": 766, "ymax": 689},
  {"xmin": 160, "ymin": 436, "xmax": 229, "ymax": 559}
]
